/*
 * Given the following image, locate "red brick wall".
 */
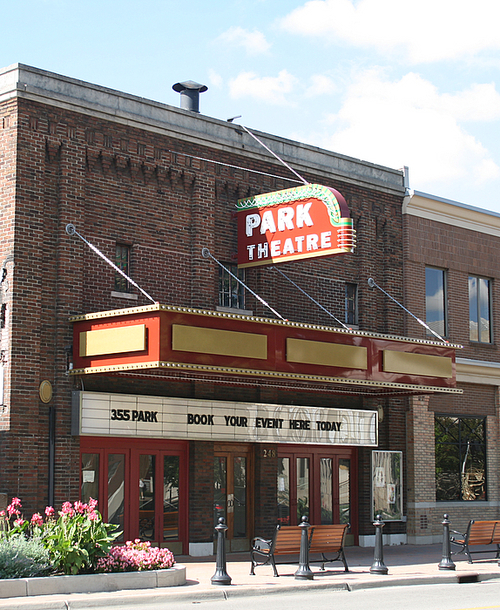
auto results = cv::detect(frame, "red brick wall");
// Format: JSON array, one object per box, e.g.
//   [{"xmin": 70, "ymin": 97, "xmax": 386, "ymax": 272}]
[{"xmin": 0, "ymin": 95, "xmax": 405, "ymax": 529}]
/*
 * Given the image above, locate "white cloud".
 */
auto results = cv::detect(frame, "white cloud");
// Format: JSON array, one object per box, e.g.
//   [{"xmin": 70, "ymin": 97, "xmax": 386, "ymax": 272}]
[
  {"xmin": 304, "ymin": 74, "xmax": 338, "ymax": 98},
  {"xmin": 281, "ymin": 0, "xmax": 500, "ymax": 63},
  {"xmin": 229, "ymin": 70, "xmax": 298, "ymax": 105},
  {"xmin": 218, "ymin": 26, "xmax": 271, "ymax": 56},
  {"xmin": 208, "ymin": 69, "xmax": 223, "ymax": 88},
  {"xmin": 312, "ymin": 70, "xmax": 500, "ymax": 188}
]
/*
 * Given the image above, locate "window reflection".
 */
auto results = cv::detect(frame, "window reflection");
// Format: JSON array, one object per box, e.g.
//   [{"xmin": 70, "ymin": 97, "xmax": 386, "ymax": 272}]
[{"xmin": 435, "ymin": 417, "xmax": 486, "ymax": 501}]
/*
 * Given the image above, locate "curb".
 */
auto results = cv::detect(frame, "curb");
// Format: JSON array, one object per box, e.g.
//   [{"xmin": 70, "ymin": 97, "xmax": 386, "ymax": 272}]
[{"xmin": 2, "ymin": 571, "xmax": 500, "ymax": 610}]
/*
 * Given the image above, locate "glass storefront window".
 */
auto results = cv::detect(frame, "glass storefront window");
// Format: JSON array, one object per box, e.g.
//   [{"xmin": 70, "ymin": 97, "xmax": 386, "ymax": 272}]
[{"xmin": 435, "ymin": 416, "xmax": 486, "ymax": 501}]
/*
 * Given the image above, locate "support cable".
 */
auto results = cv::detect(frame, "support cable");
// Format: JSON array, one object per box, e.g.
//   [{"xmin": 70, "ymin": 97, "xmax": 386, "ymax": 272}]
[
  {"xmin": 65, "ymin": 224, "xmax": 157, "ymax": 304},
  {"xmin": 239, "ymin": 125, "xmax": 310, "ymax": 186},
  {"xmin": 201, "ymin": 248, "xmax": 285, "ymax": 321},
  {"xmin": 367, "ymin": 277, "xmax": 447, "ymax": 343},
  {"xmin": 270, "ymin": 266, "xmax": 350, "ymax": 330}
]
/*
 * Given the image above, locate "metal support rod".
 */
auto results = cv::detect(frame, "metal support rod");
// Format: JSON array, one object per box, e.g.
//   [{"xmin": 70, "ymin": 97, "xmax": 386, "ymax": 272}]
[
  {"xmin": 211, "ymin": 517, "xmax": 232, "ymax": 585},
  {"xmin": 438, "ymin": 514, "xmax": 456, "ymax": 570},
  {"xmin": 294, "ymin": 515, "xmax": 314, "ymax": 580},
  {"xmin": 202, "ymin": 248, "xmax": 285, "ymax": 320},
  {"xmin": 367, "ymin": 277, "xmax": 447, "ymax": 343},
  {"xmin": 240, "ymin": 125, "xmax": 309, "ymax": 186},
  {"xmin": 65, "ymin": 224, "xmax": 156, "ymax": 304},
  {"xmin": 370, "ymin": 514, "xmax": 388, "ymax": 574},
  {"xmin": 270, "ymin": 266, "xmax": 350, "ymax": 329}
]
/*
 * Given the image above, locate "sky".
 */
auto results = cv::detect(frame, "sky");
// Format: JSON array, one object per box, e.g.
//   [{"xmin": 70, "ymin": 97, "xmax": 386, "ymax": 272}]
[{"xmin": 2, "ymin": 0, "xmax": 500, "ymax": 213}]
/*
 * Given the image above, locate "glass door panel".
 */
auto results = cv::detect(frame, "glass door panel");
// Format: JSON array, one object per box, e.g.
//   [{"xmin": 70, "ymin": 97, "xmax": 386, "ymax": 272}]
[
  {"xmin": 139, "ymin": 455, "xmax": 155, "ymax": 541},
  {"xmin": 296, "ymin": 457, "xmax": 310, "ymax": 522},
  {"xmin": 214, "ymin": 456, "xmax": 227, "ymax": 527},
  {"xmin": 339, "ymin": 458, "xmax": 351, "ymax": 525},
  {"xmin": 81, "ymin": 453, "xmax": 99, "ymax": 505},
  {"xmin": 233, "ymin": 457, "xmax": 247, "ymax": 538},
  {"xmin": 163, "ymin": 455, "xmax": 179, "ymax": 540},
  {"xmin": 277, "ymin": 447, "xmax": 356, "ymax": 539},
  {"xmin": 320, "ymin": 458, "xmax": 333, "ymax": 524},
  {"xmin": 277, "ymin": 457, "xmax": 290, "ymax": 526},
  {"xmin": 108, "ymin": 454, "xmax": 125, "ymax": 542}
]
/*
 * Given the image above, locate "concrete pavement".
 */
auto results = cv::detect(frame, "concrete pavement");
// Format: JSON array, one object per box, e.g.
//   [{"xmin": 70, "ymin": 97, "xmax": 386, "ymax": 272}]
[{"xmin": 2, "ymin": 544, "xmax": 500, "ymax": 609}]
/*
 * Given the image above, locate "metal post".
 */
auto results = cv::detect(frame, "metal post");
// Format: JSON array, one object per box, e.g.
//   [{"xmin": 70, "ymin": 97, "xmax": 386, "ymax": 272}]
[
  {"xmin": 370, "ymin": 514, "xmax": 388, "ymax": 574},
  {"xmin": 438, "ymin": 514, "xmax": 456, "ymax": 570},
  {"xmin": 294, "ymin": 515, "xmax": 314, "ymax": 580},
  {"xmin": 211, "ymin": 517, "xmax": 232, "ymax": 585}
]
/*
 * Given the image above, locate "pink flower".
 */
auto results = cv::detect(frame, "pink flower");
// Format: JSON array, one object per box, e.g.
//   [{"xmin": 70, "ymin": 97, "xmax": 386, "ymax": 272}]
[
  {"xmin": 45, "ymin": 505, "xmax": 55, "ymax": 518},
  {"xmin": 74, "ymin": 501, "xmax": 87, "ymax": 514},
  {"xmin": 0, "ymin": 510, "xmax": 5, "ymax": 518},
  {"xmin": 10, "ymin": 497, "xmax": 22, "ymax": 508},
  {"xmin": 14, "ymin": 518, "xmax": 25, "ymax": 527},
  {"xmin": 88, "ymin": 498, "xmax": 98, "ymax": 510},
  {"xmin": 7, "ymin": 504, "xmax": 20, "ymax": 518},
  {"xmin": 31, "ymin": 513, "xmax": 43, "ymax": 526},
  {"xmin": 61, "ymin": 501, "xmax": 74, "ymax": 517}
]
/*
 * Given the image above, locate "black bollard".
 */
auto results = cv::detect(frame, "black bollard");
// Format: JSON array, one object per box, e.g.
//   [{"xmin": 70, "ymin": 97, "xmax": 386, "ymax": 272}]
[
  {"xmin": 211, "ymin": 517, "xmax": 232, "ymax": 585},
  {"xmin": 294, "ymin": 515, "xmax": 314, "ymax": 580},
  {"xmin": 370, "ymin": 514, "xmax": 388, "ymax": 574},
  {"xmin": 438, "ymin": 514, "xmax": 456, "ymax": 570}
]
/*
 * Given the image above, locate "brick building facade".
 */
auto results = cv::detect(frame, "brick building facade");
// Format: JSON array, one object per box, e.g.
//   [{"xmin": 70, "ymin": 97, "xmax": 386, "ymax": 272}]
[
  {"xmin": 404, "ymin": 192, "xmax": 500, "ymax": 543},
  {"xmin": 0, "ymin": 64, "xmax": 462, "ymax": 554}
]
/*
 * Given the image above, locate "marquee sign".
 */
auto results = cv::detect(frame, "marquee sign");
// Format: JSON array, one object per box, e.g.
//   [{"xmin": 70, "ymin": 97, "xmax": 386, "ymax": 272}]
[
  {"xmin": 72, "ymin": 391, "xmax": 378, "ymax": 447},
  {"xmin": 237, "ymin": 184, "xmax": 356, "ymax": 268}
]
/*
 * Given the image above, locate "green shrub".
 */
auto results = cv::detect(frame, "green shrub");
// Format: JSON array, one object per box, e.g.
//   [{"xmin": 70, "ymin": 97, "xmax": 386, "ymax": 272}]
[
  {"xmin": 0, "ymin": 535, "xmax": 54, "ymax": 579},
  {"xmin": 1, "ymin": 497, "xmax": 121, "ymax": 576},
  {"xmin": 38, "ymin": 500, "xmax": 121, "ymax": 575}
]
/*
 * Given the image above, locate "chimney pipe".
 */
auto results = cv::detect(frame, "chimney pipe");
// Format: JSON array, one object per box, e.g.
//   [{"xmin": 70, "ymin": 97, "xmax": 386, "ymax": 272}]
[{"xmin": 172, "ymin": 80, "xmax": 208, "ymax": 113}]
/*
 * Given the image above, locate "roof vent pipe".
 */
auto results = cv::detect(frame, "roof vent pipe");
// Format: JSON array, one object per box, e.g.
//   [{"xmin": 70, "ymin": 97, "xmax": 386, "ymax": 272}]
[{"xmin": 172, "ymin": 80, "xmax": 208, "ymax": 113}]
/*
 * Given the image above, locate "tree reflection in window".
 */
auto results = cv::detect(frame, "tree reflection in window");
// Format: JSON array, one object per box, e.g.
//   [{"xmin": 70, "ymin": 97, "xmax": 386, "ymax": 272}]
[{"xmin": 435, "ymin": 416, "xmax": 486, "ymax": 501}]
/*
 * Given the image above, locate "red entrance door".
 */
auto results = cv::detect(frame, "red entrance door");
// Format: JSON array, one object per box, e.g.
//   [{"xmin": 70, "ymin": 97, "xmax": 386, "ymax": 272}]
[
  {"xmin": 277, "ymin": 445, "xmax": 357, "ymax": 540},
  {"xmin": 80, "ymin": 438, "xmax": 188, "ymax": 553}
]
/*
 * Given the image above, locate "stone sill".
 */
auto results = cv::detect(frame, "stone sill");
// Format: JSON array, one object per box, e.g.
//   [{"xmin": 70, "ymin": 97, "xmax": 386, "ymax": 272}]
[{"xmin": 0, "ymin": 564, "xmax": 186, "ymax": 599}]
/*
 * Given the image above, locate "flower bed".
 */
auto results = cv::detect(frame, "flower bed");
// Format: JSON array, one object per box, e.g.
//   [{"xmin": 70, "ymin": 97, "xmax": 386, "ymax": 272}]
[{"xmin": 0, "ymin": 498, "xmax": 176, "ymax": 580}]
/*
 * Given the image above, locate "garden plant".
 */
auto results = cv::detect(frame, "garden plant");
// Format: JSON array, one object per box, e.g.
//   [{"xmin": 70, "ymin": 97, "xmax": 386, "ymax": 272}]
[{"xmin": 0, "ymin": 497, "xmax": 175, "ymax": 578}]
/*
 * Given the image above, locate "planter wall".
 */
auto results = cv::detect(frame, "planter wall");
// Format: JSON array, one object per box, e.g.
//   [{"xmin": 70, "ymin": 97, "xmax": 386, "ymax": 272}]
[{"xmin": 0, "ymin": 565, "xmax": 186, "ymax": 599}]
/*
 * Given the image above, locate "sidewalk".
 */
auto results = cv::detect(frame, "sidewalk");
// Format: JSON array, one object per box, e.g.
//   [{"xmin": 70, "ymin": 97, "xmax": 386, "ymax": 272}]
[{"xmin": 2, "ymin": 544, "xmax": 500, "ymax": 610}]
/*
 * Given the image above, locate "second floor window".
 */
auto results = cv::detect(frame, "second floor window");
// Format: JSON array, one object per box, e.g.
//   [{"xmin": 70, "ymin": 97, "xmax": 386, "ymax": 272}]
[
  {"xmin": 115, "ymin": 244, "xmax": 131, "ymax": 293},
  {"xmin": 425, "ymin": 267, "xmax": 447, "ymax": 337},
  {"xmin": 469, "ymin": 275, "xmax": 492, "ymax": 343},
  {"xmin": 219, "ymin": 264, "xmax": 245, "ymax": 310}
]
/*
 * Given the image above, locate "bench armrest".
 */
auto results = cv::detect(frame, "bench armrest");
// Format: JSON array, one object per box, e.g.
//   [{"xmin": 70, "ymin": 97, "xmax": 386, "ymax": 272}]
[
  {"xmin": 450, "ymin": 529, "xmax": 466, "ymax": 541},
  {"xmin": 252, "ymin": 537, "xmax": 272, "ymax": 551}
]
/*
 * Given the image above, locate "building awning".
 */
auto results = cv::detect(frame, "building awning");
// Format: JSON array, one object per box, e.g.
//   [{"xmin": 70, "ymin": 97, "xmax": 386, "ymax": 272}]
[{"xmin": 70, "ymin": 304, "xmax": 462, "ymax": 396}]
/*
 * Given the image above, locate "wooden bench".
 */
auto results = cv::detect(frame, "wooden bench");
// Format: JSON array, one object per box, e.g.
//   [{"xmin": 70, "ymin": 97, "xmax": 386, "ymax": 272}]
[
  {"xmin": 450, "ymin": 520, "xmax": 500, "ymax": 563},
  {"xmin": 250, "ymin": 523, "xmax": 349, "ymax": 577},
  {"xmin": 308, "ymin": 523, "xmax": 349, "ymax": 572}
]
